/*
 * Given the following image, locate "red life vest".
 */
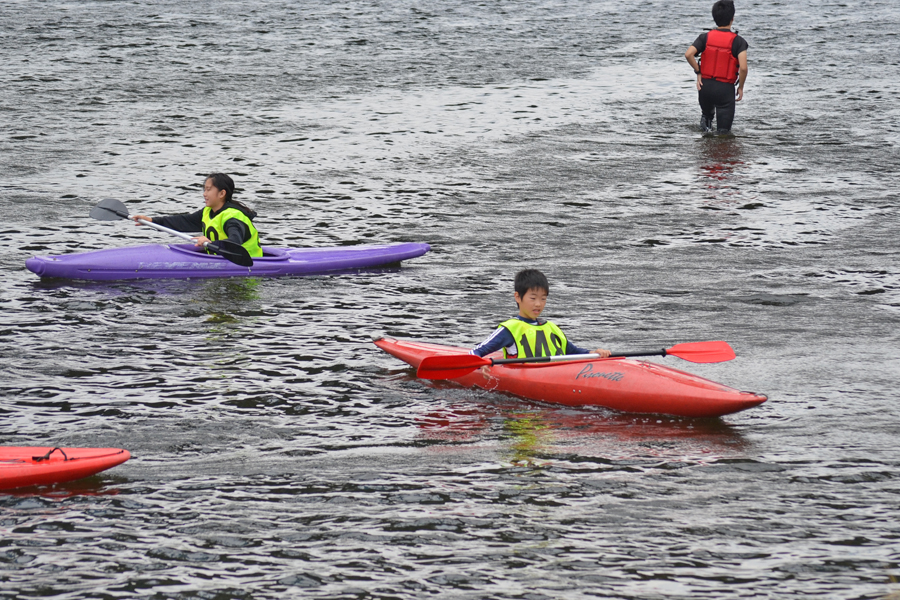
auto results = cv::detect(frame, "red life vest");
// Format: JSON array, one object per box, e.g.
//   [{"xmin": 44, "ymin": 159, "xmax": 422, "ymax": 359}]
[{"xmin": 699, "ymin": 29, "xmax": 739, "ymax": 84}]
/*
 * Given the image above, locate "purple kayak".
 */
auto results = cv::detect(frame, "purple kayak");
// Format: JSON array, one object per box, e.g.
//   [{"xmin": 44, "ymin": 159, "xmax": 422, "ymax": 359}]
[{"xmin": 26, "ymin": 242, "xmax": 430, "ymax": 281}]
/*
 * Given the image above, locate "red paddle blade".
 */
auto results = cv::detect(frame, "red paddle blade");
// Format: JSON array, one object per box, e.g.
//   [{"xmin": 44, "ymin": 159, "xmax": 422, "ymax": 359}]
[
  {"xmin": 666, "ymin": 341, "xmax": 736, "ymax": 363},
  {"xmin": 416, "ymin": 354, "xmax": 491, "ymax": 380}
]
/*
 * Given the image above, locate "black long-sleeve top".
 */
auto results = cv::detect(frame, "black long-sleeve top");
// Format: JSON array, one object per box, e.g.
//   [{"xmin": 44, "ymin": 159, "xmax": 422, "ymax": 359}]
[{"xmin": 153, "ymin": 202, "xmax": 257, "ymax": 245}]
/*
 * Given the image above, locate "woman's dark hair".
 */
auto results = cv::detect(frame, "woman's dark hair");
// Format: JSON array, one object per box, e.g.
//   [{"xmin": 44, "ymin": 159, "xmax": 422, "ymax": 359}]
[
  {"xmin": 206, "ymin": 172, "xmax": 252, "ymax": 212},
  {"xmin": 712, "ymin": 0, "xmax": 735, "ymax": 26},
  {"xmin": 514, "ymin": 269, "xmax": 550, "ymax": 297}
]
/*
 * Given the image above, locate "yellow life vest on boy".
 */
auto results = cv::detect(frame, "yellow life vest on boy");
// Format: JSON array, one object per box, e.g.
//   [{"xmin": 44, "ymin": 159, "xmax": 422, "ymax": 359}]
[
  {"xmin": 201, "ymin": 206, "xmax": 263, "ymax": 258},
  {"xmin": 499, "ymin": 318, "xmax": 568, "ymax": 358}
]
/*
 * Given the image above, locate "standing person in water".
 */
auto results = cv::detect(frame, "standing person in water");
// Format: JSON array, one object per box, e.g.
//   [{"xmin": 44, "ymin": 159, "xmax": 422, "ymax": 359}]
[
  {"xmin": 133, "ymin": 173, "xmax": 263, "ymax": 258},
  {"xmin": 684, "ymin": 0, "xmax": 748, "ymax": 134}
]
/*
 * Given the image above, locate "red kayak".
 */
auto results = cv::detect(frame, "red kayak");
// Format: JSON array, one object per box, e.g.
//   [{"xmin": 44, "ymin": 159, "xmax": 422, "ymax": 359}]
[
  {"xmin": 374, "ymin": 337, "xmax": 767, "ymax": 418},
  {"xmin": 0, "ymin": 447, "xmax": 130, "ymax": 491}
]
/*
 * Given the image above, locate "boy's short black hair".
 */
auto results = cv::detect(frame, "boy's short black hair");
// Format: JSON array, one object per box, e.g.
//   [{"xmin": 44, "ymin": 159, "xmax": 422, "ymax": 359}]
[
  {"xmin": 712, "ymin": 0, "xmax": 735, "ymax": 26},
  {"xmin": 514, "ymin": 269, "xmax": 549, "ymax": 297}
]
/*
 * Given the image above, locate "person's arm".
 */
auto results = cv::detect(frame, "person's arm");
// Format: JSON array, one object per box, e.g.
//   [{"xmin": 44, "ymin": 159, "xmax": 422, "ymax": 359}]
[
  {"xmin": 222, "ymin": 218, "xmax": 250, "ymax": 245},
  {"xmin": 735, "ymin": 50, "xmax": 748, "ymax": 101},
  {"xmin": 470, "ymin": 327, "xmax": 515, "ymax": 357},
  {"xmin": 133, "ymin": 209, "xmax": 204, "ymax": 233},
  {"xmin": 684, "ymin": 45, "xmax": 703, "ymax": 91}
]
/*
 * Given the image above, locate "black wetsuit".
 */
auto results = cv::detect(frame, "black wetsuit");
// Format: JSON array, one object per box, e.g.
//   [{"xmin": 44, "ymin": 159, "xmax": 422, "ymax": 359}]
[
  {"xmin": 691, "ymin": 30, "xmax": 749, "ymax": 133},
  {"xmin": 153, "ymin": 202, "xmax": 258, "ymax": 246}
]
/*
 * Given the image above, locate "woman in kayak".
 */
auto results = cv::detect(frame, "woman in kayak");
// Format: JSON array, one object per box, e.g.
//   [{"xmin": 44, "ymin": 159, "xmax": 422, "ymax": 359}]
[
  {"xmin": 470, "ymin": 269, "xmax": 611, "ymax": 359},
  {"xmin": 133, "ymin": 173, "xmax": 263, "ymax": 258}
]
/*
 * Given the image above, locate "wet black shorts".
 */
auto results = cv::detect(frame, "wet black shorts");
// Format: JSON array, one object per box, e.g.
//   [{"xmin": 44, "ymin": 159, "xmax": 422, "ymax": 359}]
[{"xmin": 698, "ymin": 78, "xmax": 737, "ymax": 132}]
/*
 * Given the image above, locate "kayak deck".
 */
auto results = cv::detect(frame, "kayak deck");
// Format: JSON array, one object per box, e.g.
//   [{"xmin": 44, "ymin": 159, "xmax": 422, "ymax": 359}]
[{"xmin": 375, "ymin": 336, "xmax": 767, "ymax": 418}]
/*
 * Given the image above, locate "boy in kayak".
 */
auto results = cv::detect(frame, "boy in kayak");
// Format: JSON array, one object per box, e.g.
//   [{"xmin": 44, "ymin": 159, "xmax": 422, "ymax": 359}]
[
  {"xmin": 471, "ymin": 269, "xmax": 611, "ymax": 360},
  {"xmin": 133, "ymin": 173, "xmax": 263, "ymax": 258},
  {"xmin": 684, "ymin": 0, "xmax": 749, "ymax": 133}
]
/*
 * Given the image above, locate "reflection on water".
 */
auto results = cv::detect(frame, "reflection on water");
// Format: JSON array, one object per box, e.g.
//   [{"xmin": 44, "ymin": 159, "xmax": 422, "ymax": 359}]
[
  {"xmin": 200, "ymin": 277, "xmax": 261, "ymax": 302},
  {"xmin": 699, "ymin": 136, "xmax": 744, "ymax": 184},
  {"xmin": 415, "ymin": 397, "xmax": 749, "ymax": 464},
  {"xmin": 198, "ymin": 278, "xmax": 261, "ymax": 324},
  {"xmin": 29, "ymin": 276, "xmax": 207, "ymax": 297},
  {"xmin": 0, "ymin": 477, "xmax": 124, "ymax": 499},
  {"xmin": 503, "ymin": 411, "xmax": 552, "ymax": 468}
]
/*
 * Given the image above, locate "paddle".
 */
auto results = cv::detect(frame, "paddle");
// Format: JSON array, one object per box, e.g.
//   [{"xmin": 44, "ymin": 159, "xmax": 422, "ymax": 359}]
[
  {"xmin": 90, "ymin": 198, "xmax": 253, "ymax": 267},
  {"xmin": 416, "ymin": 341, "xmax": 736, "ymax": 380}
]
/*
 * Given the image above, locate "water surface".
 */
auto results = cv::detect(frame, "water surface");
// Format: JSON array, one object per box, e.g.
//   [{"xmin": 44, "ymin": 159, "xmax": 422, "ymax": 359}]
[{"xmin": 1, "ymin": 1, "xmax": 899, "ymax": 598}]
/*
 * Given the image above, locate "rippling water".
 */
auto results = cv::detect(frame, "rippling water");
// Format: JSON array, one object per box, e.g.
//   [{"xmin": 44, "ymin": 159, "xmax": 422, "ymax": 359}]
[{"xmin": 2, "ymin": 1, "xmax": 899, "ymax": 598}]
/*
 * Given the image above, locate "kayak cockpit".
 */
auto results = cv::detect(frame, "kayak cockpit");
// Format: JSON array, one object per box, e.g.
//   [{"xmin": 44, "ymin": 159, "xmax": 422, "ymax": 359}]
[{"xmin": 168, "ymin": 244, "xmax": 290, "ymax": 262}]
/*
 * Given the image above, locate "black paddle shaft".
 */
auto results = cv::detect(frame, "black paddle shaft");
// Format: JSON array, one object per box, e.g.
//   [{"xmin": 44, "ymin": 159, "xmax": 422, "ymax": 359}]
[
  {"xmin": 609, "ymin": 349, "xmax": 667, "ymax": 359},
  {"xmin": 101, "ymin": 206, "xmax": 128, "ymax": 219},
  {"xmin": 489, "ymin": 349, "xmax": 667, "ymax": 366}
]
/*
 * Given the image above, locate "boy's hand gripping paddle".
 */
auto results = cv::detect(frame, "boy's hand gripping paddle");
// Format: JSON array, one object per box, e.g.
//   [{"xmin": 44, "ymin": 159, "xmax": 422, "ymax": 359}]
[
  {"xmin": 90, "ymin": 198, "xmax": 253, "ymax": 267},
  {"xmin": 416, "ymin": 341, "xmax": 737, "ymax": 380}
]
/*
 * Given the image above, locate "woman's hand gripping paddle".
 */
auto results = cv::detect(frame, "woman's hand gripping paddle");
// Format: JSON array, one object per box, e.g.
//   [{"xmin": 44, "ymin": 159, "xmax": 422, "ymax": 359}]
[
  {"xmin": 90, "ymin": 198, "xmax": 253, "ymax": 267},
  {"xmin": 416, "ymin": 341, "xmax": 737, "ymax": 380}
]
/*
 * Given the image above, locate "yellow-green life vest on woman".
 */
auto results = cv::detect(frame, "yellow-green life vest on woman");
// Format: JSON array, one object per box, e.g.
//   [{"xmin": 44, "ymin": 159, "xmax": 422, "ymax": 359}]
[
  {"xmin": 201, "ymin": 206, "xmax": 263, "ymax": 258},
  {"xmin": 499, "ymin": 318, "xmax": 568, "ymax": 358}
]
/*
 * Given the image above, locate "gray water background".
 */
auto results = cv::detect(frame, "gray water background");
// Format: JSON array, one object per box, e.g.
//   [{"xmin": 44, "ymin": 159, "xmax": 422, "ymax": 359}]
[{"xmin": 2, "ymin": 0, "xmax": 899, "ymax": 598}]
